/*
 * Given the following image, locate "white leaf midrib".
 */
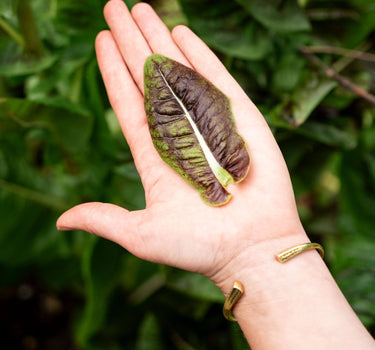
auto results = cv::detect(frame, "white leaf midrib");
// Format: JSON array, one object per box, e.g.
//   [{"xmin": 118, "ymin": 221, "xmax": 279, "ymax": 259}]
[{"xmin": 158, "ymin": 68, "xmax": 233, "ymax": 187}]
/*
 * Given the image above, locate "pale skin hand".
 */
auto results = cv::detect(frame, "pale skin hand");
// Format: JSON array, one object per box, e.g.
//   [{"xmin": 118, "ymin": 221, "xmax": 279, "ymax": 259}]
[
  {"xmin": 57, "ymin": 1, "xmax": 375, "ymax": 349},
  {"xmin": 57, "ymin": 0, "xmax": 303, "ymax": 283}
]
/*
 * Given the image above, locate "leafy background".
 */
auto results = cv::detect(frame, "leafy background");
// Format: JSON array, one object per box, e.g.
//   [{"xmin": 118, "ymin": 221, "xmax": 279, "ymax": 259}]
[{"xmin": 1, "ymin": 0, "xmax": 375, "ymax": 349}]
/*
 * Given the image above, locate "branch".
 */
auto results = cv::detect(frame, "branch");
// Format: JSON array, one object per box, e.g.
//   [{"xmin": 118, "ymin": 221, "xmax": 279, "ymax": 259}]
[
  {"xmin": 301, "ymin": 45, "xmax": 375, "ymax": 63},
  {"xmin": 300, "ymin": 47, "xmax": 375, "ymax": 105},
  {"xmin": 0, "ymin": 16, "xmax": 25, "ymax": 47}
]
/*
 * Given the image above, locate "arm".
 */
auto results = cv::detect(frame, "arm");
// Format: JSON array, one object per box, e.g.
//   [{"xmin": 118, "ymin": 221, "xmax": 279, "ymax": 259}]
[
  {"xmin": 218, "ymin": 237, "xmax": 374, "ymax": 349},
  {"xmin": 56, "ymin": 1, "xmax": 375, "ymax": 349}
]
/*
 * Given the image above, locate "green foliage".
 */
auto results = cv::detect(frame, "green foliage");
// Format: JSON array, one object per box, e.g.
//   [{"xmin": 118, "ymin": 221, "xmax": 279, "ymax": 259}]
[{"xmin": 0, "ymin": 0, "xmax": 375, "ymax": 348}]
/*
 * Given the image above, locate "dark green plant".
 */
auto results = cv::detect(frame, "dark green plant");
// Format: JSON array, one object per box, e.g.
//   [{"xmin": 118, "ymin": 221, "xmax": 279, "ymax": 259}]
[{"xmin": 0, "ymin": 0, "xmax": 374, "ymax": 348}]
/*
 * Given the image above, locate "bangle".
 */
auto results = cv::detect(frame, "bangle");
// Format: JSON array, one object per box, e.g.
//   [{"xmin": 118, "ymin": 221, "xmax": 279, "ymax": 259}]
[
  {"xmin": 276, "ymin": 242, "xmax": 324, "ymax": 263},
  {"xmin": 222, "ymin": 243, "xmax": 323, "ymax": 322},
  {"xmin": 223, "ymin": 281, "xmax": 244, "ymax": 321}
]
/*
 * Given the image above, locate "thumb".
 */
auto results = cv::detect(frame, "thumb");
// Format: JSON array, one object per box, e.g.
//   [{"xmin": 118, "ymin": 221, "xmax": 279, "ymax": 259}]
[{"xmin": 56, "ymin": 202, "xmax": 148, "ymax": 259}]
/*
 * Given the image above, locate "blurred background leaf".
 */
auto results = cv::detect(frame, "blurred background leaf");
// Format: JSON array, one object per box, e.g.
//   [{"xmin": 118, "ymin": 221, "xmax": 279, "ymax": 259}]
[{"xmin": 1, "ymin": 0, "xmax": 375, "ymax": 349}]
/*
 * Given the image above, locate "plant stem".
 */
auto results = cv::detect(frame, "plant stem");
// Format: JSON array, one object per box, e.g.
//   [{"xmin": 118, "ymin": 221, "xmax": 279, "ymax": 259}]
[
  {"xmin": 300, "ymin": 47, "xmax": 375, "ymax": 105},
  {"xmin": 16, "ymin": 0, "xmax": 44, "ymax": 58},
  {"xmin": 0, "ymin": 16, "xmax": 25, "ymax": 47},
  {"xmin": 301, "ymin": 45, "xmax": 375, "ymax": 63},
  {"xmin": 0, "ymin": 178, "xmax": 70, "ymax": 211}
]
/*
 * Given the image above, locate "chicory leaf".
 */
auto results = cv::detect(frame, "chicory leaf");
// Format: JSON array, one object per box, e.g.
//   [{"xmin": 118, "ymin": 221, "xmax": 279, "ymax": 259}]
[{"xmin": 144, "ymin": 54, "xmax": 250, "ymax": 206}]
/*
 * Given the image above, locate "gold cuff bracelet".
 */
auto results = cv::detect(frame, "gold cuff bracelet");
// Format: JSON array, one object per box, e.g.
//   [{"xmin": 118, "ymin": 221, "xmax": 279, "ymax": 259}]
[
  {"xmin": 223, "ymin": 281, "xmax": 244, "ymax": 321},
  {"xmin": 276, "ymin": 242, "xmax": 324, "ymax": 263},
  {"xmin": 223, "ymin": 242, "xmax": 324, "ymax": 321}
]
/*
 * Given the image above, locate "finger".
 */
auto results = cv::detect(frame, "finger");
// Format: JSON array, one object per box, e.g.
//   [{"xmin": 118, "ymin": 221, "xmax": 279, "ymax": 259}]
[
  {"xmin": 131, "ymin": 3, "xmax": 191, "ymax": 67},
  {"xmin": 56, "ymin": 203, "xmax": 201, "ymax": 270},
  {"xmin": 56, "ymin": 202, "xmax": 153, "ymax": 261},
  {"xmin": 104, "ymin": 0, "xmax": 152, "ymax": 93},
  {"xmin": 95, "ymin": 30, "xmax": 146, "ymax": 135},
  {"xmin": 95, "ymin": 30, "xmax": 162, "ymax": 181}
]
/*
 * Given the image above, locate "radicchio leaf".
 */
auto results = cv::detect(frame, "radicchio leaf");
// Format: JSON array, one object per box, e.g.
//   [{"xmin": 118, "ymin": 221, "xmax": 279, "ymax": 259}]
[{"xmin": 144, "ymin": 54, "xmax": 250, "ymax": 206}]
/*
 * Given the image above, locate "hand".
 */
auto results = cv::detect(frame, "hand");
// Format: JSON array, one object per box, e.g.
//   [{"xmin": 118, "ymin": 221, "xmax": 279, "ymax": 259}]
[
  {"xmin": 57, "ymin": 0, "xmax": 305, "ymax": 291},
  {"xmin": 56, "ymin": 3, "xmax": 375, "ymax": 348}
]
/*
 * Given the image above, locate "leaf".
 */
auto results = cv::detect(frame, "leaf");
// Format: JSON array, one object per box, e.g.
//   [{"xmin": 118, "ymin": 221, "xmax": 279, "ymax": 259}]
[
  {"xmin": 343, "ymin": 2, "xmax": 375, "ymax": 47},
  {"xmin": 179, "ymin": 0, "xmax": 271, "ymax": 60},
  {"xmin": 230, "ymin": 322, "xmax": 250, "ymax": 350},
  {"xmin": 339, "ymin": 143, "xmax": 375, "ymax": 238},
  {"xmin": 0, "ymin": 97, "xmax": 92, "ymax": 153},
  {"xmin": 135, "ymin": 313, "xmax": 163, "ymax": 350},
  {"xmin": 330, "ymin": 236, "xmax": 375, "ymax": 329},
  {"xmin": 54, "ymin": 0, "xmax": 107, "ymax": 38},
  {"xmin": 0, "ymin": 178, "xmax": 70, "ymax": 211},
  {"xmin": 271, "ymin": 53, "xmax": 306, "ymax": 92},
  {"xmin": 76, "ymin": 237, "xmax": 125, "ymax": 347},
  {"xmin": 152, "ymin": 0, "xmax": 188, "ymax": 30},
  {"xmin": 167, "ymin": 271, "xmax": 224, "ymax": 303},
  {"xmin": 236, "ymin": 0, "xmax": 310, "ymax": 33},
  {"xmin": 297, "ymin": 121, "xmax": 357, "ymax": 149},
  {"xmin": 0, "ymin": 43, "xmax": 57, "ymax": 77},
  {"xmin": 0, "ymin": 190, "xmax": 71, "ymax": 266},
  {"xmin": 292, "ymin": 76, "xmax": 337, "ymax": 126},
  {"xmin": 144, "ymin": 54, "xmax": 250, "ymax": 206}
]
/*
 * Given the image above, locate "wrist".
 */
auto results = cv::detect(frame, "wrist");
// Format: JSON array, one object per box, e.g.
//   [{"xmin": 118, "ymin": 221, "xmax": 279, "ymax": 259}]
[
  {"xmin": 210, "ymin": 231, "xmax": 375, "ymax": 349},
  {"xmin": 210, "ymin": 229, "xmax": 312, "ymax": 299}
]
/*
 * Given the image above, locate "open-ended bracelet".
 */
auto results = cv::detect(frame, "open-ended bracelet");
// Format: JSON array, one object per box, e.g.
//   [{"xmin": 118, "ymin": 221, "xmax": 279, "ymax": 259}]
[
  {"xmin": 223, "ymin": 281, "xmax": 244, "ymax": 322},
  {"xmin": 276, "ymin": 242, "xmax": 324, "ymax": 263},
  {"xmin": 223, "ymin": 242, "xmax": 324, "ymax": 321}
]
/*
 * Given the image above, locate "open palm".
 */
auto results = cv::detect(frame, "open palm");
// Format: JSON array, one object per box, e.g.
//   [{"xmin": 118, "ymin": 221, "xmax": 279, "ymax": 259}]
[{"xmin": 57, "ymin": 0, "xmax": 303, "ymax": 287}]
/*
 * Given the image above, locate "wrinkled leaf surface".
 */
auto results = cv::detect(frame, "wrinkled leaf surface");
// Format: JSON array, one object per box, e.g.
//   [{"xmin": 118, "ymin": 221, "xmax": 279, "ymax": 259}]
[{"xmin": 144, "ymin": 54, "xmax": 250, "ymax": 206}]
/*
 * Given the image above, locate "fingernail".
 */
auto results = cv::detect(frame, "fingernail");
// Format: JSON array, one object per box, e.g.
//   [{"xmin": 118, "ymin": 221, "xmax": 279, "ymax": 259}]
[{"xmin": 56, "ymin": 222, "xmax": 74, "ymax": 231}]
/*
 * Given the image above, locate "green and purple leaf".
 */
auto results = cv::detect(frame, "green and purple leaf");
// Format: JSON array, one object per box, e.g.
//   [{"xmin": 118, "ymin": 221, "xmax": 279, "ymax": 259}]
[{"xmin": 144, "ymin": 54, "xmax": 250, "ymax": 206}]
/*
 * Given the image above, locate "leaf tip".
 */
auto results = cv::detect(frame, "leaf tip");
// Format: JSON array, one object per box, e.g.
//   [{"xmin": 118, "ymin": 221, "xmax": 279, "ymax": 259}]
[{"xmin": 144, "ymin": 53, "xmax": 168, "ymax": 68}]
